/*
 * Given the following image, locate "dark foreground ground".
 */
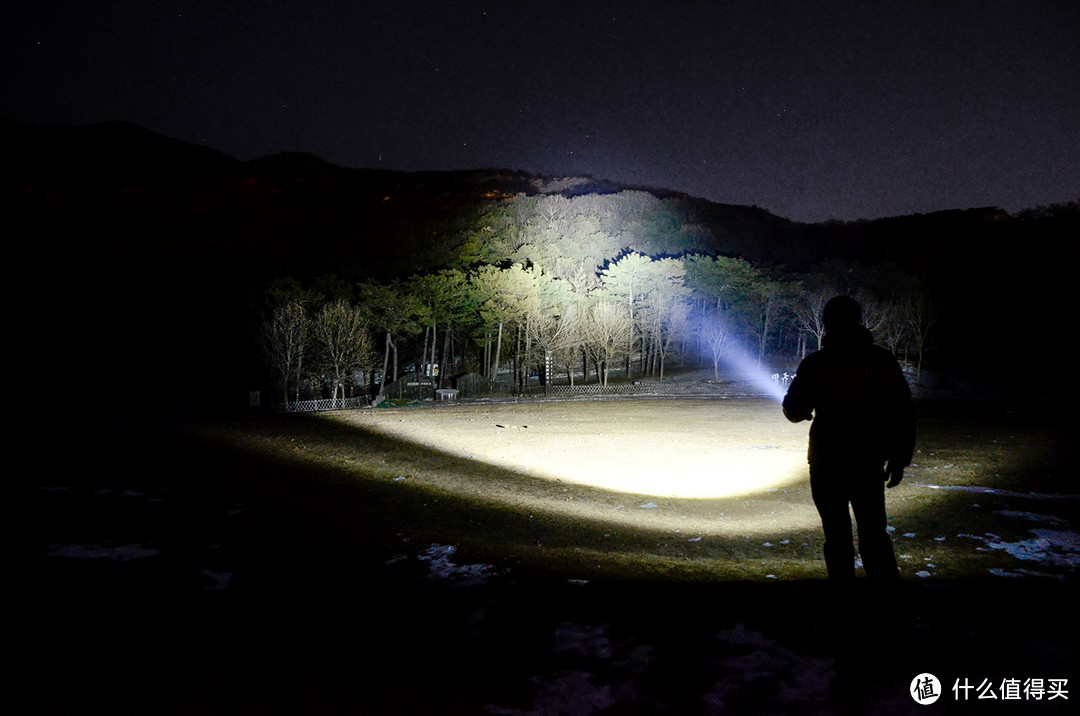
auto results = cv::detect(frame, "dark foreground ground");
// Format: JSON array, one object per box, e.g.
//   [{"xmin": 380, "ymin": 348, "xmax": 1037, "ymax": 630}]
[
  {"xmin": 14, "ymin": 564, "xmax": 1078, "ymax": 715},
  {"xmin": 13, "ymin": 398, "xmax": 1078, "ymax": 715},
  {"xmin": 14, "ymin": 564, "xmax": 1080, "ymax": 715}
]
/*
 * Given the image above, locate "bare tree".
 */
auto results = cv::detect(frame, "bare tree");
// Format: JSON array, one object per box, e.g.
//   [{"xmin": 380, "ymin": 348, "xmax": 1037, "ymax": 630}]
[
  {"xmin": 527, "ymin": 297, "xmax": 583, "ymax": 387},
  {"xmin": 701, "ymin": 309, "xmax": 735, "ymax": 380},
  {"xmin": 599, "ymin": 252, "xmax": 654, "ymax": 378},
  {"xmin": 859, "ymin": 291, "xmax": 906, "ymax": 355},
  {"xmin": 903, "ymin": 285, "xmax": 935, "ymax": 384},
  {"xmin": 641, "ymin": 297, "xmax": 690, "ymax": 382},
  {"xmin": 263, "ymin": 301, "xmax": 309, "ymax": 403},
  {"xmin": 312, "ymin": 299, "xmax": 373, "ymax": 400},
  {"xmin": 789, "ymin": 286, "xmax": 833, "ymax": 353},
  {"xmin": 582, "ymin": 299, "xmax": 632, "ymax": 386},
  {"xmin": 635, "ymin": 257, "xmax": 691, "ymax": 382},
  {"xmin": 535, "ymin": 194, "xmax": 572, "ymax": 231}
]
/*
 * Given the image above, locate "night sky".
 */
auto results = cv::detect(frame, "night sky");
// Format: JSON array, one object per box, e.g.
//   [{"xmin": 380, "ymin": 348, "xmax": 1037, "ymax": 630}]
[{"xmin": 3, "ymin": 0, "xmax": 1077, "ymax": 223}]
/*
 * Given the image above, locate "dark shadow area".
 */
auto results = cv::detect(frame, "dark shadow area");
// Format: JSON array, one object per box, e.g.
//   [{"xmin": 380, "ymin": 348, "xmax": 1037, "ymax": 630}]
[{"xmin": 13, "ymin": 404, "xmax": 1078, "ymax": 714}]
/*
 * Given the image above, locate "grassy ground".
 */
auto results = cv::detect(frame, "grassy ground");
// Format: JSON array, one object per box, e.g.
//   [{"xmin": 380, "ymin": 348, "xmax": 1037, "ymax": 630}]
[{"xmin": 13, "ymin": 396, "xmax": 1079, "ymax": 714}]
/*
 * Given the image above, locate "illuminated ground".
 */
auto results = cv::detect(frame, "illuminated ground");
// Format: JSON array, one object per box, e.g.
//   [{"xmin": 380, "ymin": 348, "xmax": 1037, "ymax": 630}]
[
  {"xmin": 14, "ymin": 395, "xmax": 1080, "ymax": 714},
  {"xmin": 344, "ymin": 398, "xmax": 810, "ymax": 499},
  {"xmin": 243, "ymin": 396, "xmax": 1080, "ymax": 583}
]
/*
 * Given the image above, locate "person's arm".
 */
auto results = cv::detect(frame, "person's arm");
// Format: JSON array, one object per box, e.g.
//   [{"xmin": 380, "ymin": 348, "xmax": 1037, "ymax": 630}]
[
  {"xmin": 782, "ymin": 365, "xmax": 814, "ymax": 423},
  {"xmin": 884, "ymin": 357, "xmax": 915, "ymax": 487},
  {"xmin": 885, "ymin": 463, "xmax": 904, "ymax": 488}
]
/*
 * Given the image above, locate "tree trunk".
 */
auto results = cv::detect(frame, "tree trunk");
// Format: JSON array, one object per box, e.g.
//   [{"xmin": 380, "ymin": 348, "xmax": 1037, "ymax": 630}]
[
  {"xmin": 482, "ymin": 330, "xmax": 490, "ymax": 378},
  {"xmin": 439, "ymin": 322, "xmax": 451, "ymax": 388},
  {"xmin": 515, "ymin": 324, "xmax": 522, "ymax": 392},
  {"xmin": 492, "ymin": 322, "xmax": 503, "ymax": 382},
  {"xmin": 376, "ymin": 331, "xmax": 391, "ymax": 402},
  {"xmin": 391, "ymin": 337, "xmax": 398, "ymax": 383},
  {"xmin": 523, "ymin": 319, "xmax": 532, "ymax": 390},
  {"xmin": 294, "ymin": 352, "xmax": 303, "ymax": 403},
  {"xmin": 420, "ymin": 325, "xmax": 428, "ymax": 375},
  {"xmin": 430, "ymin": 323, "xmax": 438, "ymax": 378}
]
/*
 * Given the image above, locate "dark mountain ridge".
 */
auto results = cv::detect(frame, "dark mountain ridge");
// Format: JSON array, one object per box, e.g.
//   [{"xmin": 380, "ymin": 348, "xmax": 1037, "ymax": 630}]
[
  {"xmin": 10, "ymin": 118, "xmax": 1069, "ymax": 278},
  {"xmin": 5, "ymin": 119, "xmax": 1076, "ymax": 411}
]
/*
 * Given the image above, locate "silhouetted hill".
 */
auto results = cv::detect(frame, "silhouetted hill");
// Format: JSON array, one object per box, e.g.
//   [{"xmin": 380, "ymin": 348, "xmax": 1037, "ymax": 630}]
[
  {"xmin": 3, "ymin": 119, "xmax": 804, "ymax": 281},
  {"xmin": 1, "ymin": 118, "xmax": 239, "ymax": 188},
  {"xmin": 4, "ymin": 119, "xmax": 1076, "ymax": 411}
]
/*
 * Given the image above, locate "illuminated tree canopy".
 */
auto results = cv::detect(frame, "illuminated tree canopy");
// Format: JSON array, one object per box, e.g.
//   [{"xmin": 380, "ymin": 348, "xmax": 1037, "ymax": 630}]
[
  {"xmin": 7, "ymin": 120, "xmax": 1077, "ymax": 412},
  {"xmin": 258, "ymin": 190, "xmax": 944, "ymax": 402}
]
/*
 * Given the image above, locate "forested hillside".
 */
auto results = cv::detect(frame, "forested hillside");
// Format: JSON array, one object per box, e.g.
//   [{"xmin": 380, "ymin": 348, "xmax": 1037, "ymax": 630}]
[{"xmin": 5, "ymin": 120, "xmax": 1076, "ymax": 411}]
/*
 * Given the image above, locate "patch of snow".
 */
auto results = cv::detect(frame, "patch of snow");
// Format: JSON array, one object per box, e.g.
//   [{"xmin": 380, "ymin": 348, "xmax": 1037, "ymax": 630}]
[
  {"xmin": 418, "ymin": 543, "xmax": 494, "ymax": 586},
  {"xmin": 960, "ymin": 529, "xmax": 1080, "ymax": 569},
  {"xmin": 997, "ymin": 510, "xmax": 1068, "ymax": 526},
  {"xmin": 916, "ymin": 484, "xmax": 1080, "ymax": 500},
  {"xmin": 989, "ymin": 567, "xmax": 1062, "ymax": 579},
  {"xmin": 986, "ymin": 530, "xmax": 1080, "ymax": 567}
]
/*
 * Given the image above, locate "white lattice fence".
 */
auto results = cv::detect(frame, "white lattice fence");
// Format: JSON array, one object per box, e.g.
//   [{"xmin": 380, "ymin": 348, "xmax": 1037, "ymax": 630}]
[
  {"xmin": 548, "ymin": 383, "xmax": 649, "ymax": 395},
  {"xmin": 272, "ymin": 395, "xmax": 371, "ymax": 413},
  {"xmin": 544, "ymin": 380, "xmax": 763, "ymax": 397}
]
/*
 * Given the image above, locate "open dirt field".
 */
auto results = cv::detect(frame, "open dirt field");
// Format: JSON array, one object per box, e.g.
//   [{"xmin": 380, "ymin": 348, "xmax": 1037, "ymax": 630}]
[
  {"xmin": 14, "ymin": 396, "xmax": 1080, "ymax": 714},
  {"xmin": 346, "ymin": 398, "xmax": 811, "ymax": 498},
  {"xmin": 268, "ymin": 396, "xmax": 1080, "ymax": 583}
]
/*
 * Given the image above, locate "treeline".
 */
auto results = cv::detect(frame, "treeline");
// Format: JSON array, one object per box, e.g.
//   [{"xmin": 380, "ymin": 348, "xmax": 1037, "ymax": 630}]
[
  {"xmin": 8, "ymin": 120, "xmax": 1077, "ymax": 412},
  {"xmin": 260, "ymin": 191, "xmax": 934, "ymax": 403}
]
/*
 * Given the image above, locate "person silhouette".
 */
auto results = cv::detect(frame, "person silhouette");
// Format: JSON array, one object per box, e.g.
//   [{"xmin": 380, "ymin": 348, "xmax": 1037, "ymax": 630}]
[{"xmin": 782, "ymin": 295, "xmax": 915, "ymax": 581}]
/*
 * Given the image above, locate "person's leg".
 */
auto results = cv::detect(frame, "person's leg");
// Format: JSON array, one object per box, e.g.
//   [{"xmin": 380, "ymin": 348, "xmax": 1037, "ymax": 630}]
[
  {"xmin": 850, "ymin": 468, "xmax": 899, "ymax": 581},
  {"xmin": 810, "ymin": 467, "xmax": 856, "ymax": 581}
]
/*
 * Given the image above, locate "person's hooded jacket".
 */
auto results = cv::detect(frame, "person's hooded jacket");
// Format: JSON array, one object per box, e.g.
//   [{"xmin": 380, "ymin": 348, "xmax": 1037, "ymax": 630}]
[{"xmin": 783, "ymin": 325, "xmax": 915, "ymax": 469}]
